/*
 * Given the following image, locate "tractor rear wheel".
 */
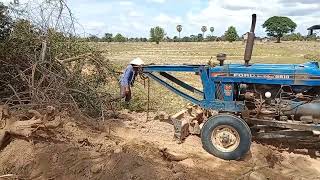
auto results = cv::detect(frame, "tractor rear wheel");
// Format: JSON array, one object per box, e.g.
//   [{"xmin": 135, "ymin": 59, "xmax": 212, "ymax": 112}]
[{"xmin": 201, "ymin": 114, "xmax": 251, "ymax": 160}]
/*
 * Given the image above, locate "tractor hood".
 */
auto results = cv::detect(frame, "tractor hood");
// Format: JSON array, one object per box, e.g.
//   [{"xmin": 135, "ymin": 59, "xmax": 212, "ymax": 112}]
[{"xmin": 211, "ymin": 61, "xmax": 320, "ymax": 86}]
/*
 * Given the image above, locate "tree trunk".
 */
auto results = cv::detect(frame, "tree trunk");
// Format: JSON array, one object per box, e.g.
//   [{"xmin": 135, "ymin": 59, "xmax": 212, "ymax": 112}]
[
  {"xmin": 40, "ymin": 40, "xmax": 47, "ymax": 62},
  {"xmin": 156, "ymin": 41, "xmax": 159, "ymax": 44},
  {"xmin": 276, "ymin": 36, "xmax": 281, "ymax": 43}
]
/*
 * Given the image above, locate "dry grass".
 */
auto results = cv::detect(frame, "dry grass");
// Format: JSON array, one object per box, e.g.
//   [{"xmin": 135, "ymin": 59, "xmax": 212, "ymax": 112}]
[{"xmin": 96, "ymin": 41, "xmax": 320, "ymax": 113}]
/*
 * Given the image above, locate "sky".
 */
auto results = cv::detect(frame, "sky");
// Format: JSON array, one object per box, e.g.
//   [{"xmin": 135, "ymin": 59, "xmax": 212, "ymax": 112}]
[{"xmin": 2, "ymin": 0, "xmax": 320, "ymax": 38}]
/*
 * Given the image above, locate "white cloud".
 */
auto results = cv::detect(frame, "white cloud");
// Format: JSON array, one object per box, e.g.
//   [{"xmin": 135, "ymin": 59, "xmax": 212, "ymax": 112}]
[
  {"xmin": 147, "ymin": 0, "xmax": 166, "ymax": 3},
  {"xmin": 5, "ymin": 0, "xmax": 320, "ymax": 38},
  {"xmin": 80, "ymin": 21, "xmax": 107, "ymax": 35},
  {"xmin": 128, "ymin": 10, "xmax": 143, "ymax": 17},
  {"xmin": 184, "ymin": 0, "xmax": 320, "ymax": 36},
  {"xmin": 185, "ymin": 1, "xmax": 263, "ymax": 36},
  {"xmin": 73, "ymin": 2, "xmax": 112, "ymax": 16},
  {"xmin": 84, "ymin": 21, "xmax": 106, "ymax": 29},
  {"xmin": 155, "ymin": 13, "xmax": 182, "ymax": 24},
  {"xmin": 68, "ymin": 0, "xmax": 320, "ymax": 37},
  {"xmin": 119, "ymin": 1, "xmax": 134, "ymax": 6}
]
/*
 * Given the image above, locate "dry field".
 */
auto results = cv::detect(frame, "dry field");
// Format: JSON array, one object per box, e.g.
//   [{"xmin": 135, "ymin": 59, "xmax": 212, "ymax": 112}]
[
  {"xmin": 99, "ymin": 41, "xmax": 320, "ymax": 65},
  {"xmin": 97, "ymin": 41, "xmax": 320, "ymax": 113}
]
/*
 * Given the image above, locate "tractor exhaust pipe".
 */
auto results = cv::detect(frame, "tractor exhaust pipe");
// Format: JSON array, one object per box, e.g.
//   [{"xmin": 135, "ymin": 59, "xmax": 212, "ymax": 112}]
[{"xmin": 244, "ymin": 14, "xmax": 256, "ymax": 66}]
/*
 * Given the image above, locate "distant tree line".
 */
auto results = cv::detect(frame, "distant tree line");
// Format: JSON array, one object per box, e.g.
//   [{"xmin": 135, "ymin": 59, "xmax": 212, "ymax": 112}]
[
  {"xmin": 85, "ymin": 15, "xmax": 319, "ymax": 44},
  {"xmin": 282, "ymin": 33, "xmax": 319, "ymax": 41},
  {"xmin": 86, "ymin": 31, "xmax": 318, "ymax": 44},
  {"xmin": 85, "ymin": 33, "xmax": 148, "ymax": 42},
  {"xmin": 86, "ymin": 25, "xmax": 241, "ymax": 43}
]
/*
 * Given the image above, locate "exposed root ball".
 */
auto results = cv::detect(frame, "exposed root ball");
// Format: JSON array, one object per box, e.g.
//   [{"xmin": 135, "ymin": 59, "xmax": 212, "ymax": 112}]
[{"xmin": 0, "ymin": 105, "xmax": 61, "ymax": 148}]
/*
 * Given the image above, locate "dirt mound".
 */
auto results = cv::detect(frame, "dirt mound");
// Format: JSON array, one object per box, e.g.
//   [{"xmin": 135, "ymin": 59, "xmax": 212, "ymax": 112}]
[
  {"xmin": 0, "ymin": 110, "xmax": 320, "ymax": 180},
  {"xmin": 0, "ymin": 112, "xmax": 200, "ymax": 180},
  {"xmin": 112, "ymin": 111, "xmax": 320, "ymax": 180}
]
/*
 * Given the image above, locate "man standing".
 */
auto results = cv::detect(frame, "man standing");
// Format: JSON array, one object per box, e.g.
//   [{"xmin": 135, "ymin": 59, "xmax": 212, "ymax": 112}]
[{"xmin": 119, "ymin": 57, "xmax": 144, "ymax": 102}]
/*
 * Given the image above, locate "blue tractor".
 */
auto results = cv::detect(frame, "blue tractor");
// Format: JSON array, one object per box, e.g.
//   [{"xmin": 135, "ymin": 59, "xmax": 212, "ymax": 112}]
[{"xmin": 142, "ymin": 14, "xmax": 320, "ymax": 160}]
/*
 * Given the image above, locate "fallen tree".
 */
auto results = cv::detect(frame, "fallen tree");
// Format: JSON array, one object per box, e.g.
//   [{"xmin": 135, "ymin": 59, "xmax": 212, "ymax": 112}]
[
  {"xmin": 0, "ymin": 0, "xmax": 125, "ymax": 151},
  {"xmin": 0, "ymin": 0, "xmax": 119, "ymax": 118}
]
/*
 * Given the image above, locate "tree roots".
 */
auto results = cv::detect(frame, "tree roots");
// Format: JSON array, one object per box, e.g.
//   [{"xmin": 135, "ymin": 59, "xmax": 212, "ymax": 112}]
[{"xmin": 0, "ymin": 105, "xmax": 61, "ymax": 148}]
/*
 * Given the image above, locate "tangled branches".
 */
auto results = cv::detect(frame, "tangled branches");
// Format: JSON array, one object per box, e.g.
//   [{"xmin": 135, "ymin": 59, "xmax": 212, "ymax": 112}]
[
  {"xmin": 1, "ymin": 48, "xmax": 116, "ymax": 117},
  {"xmin": 9, "ymin": 0, "xmax": 77, "ymax": 35},
  {"xmin": 0, "ymin": 0, "xmax": 118, "ymax": 118}
]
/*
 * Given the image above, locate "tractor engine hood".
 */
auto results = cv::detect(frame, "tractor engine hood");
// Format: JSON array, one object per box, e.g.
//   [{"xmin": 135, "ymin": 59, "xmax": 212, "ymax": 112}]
[{"xmin": 210, "ymin": 61, "xmax": 320, "ymax": 86}]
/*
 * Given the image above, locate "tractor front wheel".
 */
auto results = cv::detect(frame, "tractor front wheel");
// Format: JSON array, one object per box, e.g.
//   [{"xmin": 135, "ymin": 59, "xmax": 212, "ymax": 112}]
[{"xmin": 201, "ymin": 114, "xmax": 251, "ymax": 160}]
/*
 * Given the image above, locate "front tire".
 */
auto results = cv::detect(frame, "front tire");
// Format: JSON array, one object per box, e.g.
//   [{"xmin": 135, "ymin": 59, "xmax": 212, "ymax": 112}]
[{"xmin": 201, "ymin": 114, "xmax": 251, "ymax": 160}]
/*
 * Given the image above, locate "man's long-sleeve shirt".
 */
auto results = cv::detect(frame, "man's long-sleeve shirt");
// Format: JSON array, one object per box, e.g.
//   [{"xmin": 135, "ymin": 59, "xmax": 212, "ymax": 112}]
[{"xmin": 120, "ymin": 65, "xmax": 135, "ymax": 87}]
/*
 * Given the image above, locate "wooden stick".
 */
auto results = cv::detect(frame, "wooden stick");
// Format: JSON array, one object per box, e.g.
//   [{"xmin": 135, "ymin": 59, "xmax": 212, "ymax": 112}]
[
  {"xmin": 56, "ymin": 53, "xmax": 92, "ymax": 64},
  {"xmin": 7, "ymin": 84, "xmax": 22, "ymax": 105},
  {"xmin": 0, "ymin": 174, "xmax": 14, "ymax": 178}
]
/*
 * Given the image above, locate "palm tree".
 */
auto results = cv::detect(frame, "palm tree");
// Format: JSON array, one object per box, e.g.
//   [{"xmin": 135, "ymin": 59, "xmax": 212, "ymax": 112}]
[
  {"xmin": 201, "ymin": 26, "xmax": 207, "ymax": 38},
  {"xmin": 176, "ymin": 25, "xmax": 182, "ymax": 39},
  {"xmin": 210, "ymin": 27, "xmax": 214, "ymax": 35}
]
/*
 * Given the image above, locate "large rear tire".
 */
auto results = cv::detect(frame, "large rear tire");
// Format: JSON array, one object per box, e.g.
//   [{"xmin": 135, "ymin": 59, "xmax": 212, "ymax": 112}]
[{"xmin": 201, "ymin": 114, "xmax": 251, "ymax": 160}]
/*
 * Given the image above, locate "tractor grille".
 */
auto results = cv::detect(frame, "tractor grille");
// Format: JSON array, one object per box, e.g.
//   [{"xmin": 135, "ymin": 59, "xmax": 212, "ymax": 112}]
[{"xmin": 215, "ymin": 83, "xmax": 224, "ymax": 100}]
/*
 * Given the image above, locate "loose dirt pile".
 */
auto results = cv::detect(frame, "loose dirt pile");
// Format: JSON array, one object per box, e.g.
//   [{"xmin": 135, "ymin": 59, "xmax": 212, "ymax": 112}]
[{"xmin": 1, "ymin": 110, "xmax": 320, "ymax": 180}]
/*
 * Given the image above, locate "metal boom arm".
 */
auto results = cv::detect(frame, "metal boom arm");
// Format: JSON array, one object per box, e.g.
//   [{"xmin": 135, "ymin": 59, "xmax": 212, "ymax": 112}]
[{"xmin": 143, "ymin": 65, "xmax": 205, "ymax": 106}]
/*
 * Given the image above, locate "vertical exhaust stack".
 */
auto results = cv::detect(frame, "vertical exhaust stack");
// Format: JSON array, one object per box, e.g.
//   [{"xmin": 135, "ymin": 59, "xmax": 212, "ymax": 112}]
[{"xmin": 244, "ymin": 14, "xmax": 256, "ymax": 66}]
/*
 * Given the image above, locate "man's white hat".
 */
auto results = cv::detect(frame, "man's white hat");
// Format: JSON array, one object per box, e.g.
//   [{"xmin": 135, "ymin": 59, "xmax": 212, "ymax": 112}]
[{"xmin": 130, "ymin": 57, "xmax": 144, "ymax": 66}]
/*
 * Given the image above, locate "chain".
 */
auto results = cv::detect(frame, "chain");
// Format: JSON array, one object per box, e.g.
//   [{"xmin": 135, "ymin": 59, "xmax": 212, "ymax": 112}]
[
  {"xmin": 147, "ymin": 78, "xmax": 150, "ymax": 121},
  {"xmin": 138, "ymin": 67, "xmax": 150, "ymax": 121}
]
